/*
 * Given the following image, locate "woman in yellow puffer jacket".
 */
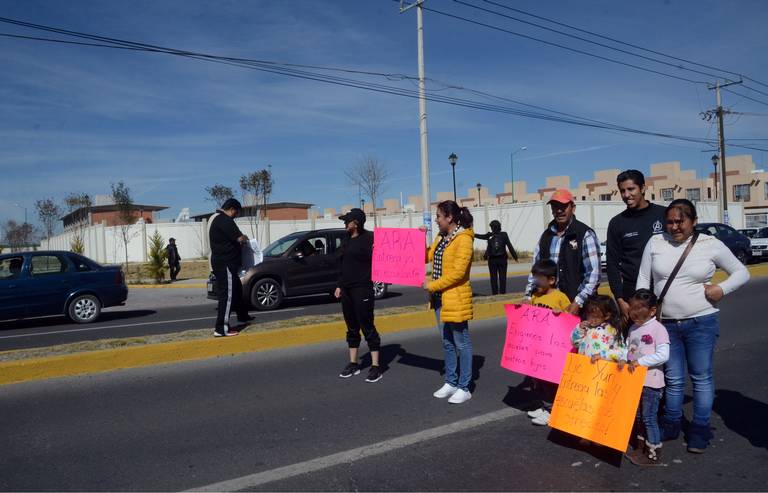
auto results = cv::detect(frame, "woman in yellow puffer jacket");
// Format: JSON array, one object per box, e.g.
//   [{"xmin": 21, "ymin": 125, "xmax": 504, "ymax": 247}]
[{"xmin": 424, "ymin": 200, "xmax": 475, "ymax": 404}]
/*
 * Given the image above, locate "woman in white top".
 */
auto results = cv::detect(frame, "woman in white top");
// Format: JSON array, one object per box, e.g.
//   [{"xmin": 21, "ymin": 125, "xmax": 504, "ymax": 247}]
[{"xmin": 636, "ymin": 199, "xmax": 749, "ymax": 454}]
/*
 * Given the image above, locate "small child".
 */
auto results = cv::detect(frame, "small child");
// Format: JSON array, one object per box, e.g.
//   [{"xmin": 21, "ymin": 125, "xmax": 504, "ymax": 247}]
[
  {"xmin": 624, "ymin": 289, "xmax": 670, "ymax": 467},
  {"xmin": 571, "ymin": 295, "xmax": 626, "ymax": 364},
  {"xmin": 526, "ymin": 260, "xmax": 571, "ymax": 426}
]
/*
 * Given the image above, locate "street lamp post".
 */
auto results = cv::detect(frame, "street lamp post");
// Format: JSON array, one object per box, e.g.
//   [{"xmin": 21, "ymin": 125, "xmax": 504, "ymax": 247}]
[
  {"xmin": 510, "ymin": 146, "xmax": 527, "ymax": 203},
  {"xmin": 711, "ymin": 154, "xmax": 719, "ymax": 204},
  {"xmin": 476, "ymin": 183, "xmax": 482, "ymax": 207},
  {"xmin": 13, "ymin": 203, "xmax": 28, "ymax": 224},
  {"xmin": 449, "ymin": 153, "xmax": 458, "ymax": 202}
]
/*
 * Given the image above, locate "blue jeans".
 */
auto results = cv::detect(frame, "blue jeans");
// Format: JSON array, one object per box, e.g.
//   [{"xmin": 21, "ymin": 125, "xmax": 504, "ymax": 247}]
[
  {"xmin": 435, "ymin": 309, "xmax": 473, "ymax": 391},
  {"xmin": 662, "ymin": 312, "xmax": 720, "ymax": 428},
  {"xmin": 637, "ymin": 387, "xmax": 663, "ymax": 445}
]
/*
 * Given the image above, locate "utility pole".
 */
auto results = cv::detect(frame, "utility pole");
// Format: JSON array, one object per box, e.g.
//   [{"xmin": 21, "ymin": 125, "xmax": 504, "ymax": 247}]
[
  {"xmin": 707, "ymin": 79, "xmax": 742, "ymax": 225},
  {"xmin": 400, "ymin": 0, "xmax": 432, "ymax": 242}
]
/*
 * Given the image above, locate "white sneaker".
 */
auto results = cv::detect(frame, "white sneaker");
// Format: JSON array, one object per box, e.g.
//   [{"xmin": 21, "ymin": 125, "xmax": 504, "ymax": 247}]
[
  {"xmin": 531, "ymin": 410, "xmax": 551, "ymax": 426},
  {"xmin": 433, "ymin": 383, "xmax": 458, "ymax": 399},
  {"xmin": 527, "ymin": 407, "xmax": 546, "ymax": 419},
  {"xmin": 448, "ymin": 389, "xmax": 472, "ymax": 404}
]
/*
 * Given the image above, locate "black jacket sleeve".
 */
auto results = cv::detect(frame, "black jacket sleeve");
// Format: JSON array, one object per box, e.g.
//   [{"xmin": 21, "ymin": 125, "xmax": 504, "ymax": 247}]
[
  {"xmin": 605, "ymin": 217, "xmax": 623, "ymax": 300},
  {"xmin": 504, "ymin": 233, "xmax": 518, "ymax": 261},
  {"xmin": 474, "ymin": 232, "xmax": 491, "ymax": 240},
  {"xmin": 221, "ymin": 216, "xmax": 244, "ymax": 243}
]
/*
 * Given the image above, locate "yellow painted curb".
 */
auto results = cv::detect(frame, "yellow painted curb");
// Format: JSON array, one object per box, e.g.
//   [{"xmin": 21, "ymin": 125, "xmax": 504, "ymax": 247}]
[
  {"xmin": 0, "ymin": 301, "xmax": 508, "ymax": 387},
  {"xmin": 129, "ymin": 283, "xmax": 207, "ymax": 289}
]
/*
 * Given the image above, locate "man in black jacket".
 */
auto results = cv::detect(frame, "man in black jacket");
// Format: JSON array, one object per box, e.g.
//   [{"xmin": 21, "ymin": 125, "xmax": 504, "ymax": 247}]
[
  {"xmin": 166, "ymin": 238, "xmax": 181, "ymax": 281},
  {"xmin": 334, "ymin": 208, "xmax": 382, "ymax": 383},
  {"xmin": 475, "ymin": 220, "xmax": 518, "ymax": 295},
  {"xmin": 606, "ymin": 169, "xmax": 666, "ymax": 320},
  {"xmin": 208, "ymin": 198, "xmax": 253, "ymax": 337}
]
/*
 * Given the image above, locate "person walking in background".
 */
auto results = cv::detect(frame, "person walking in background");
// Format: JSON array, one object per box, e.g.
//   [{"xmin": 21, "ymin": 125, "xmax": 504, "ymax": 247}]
[
  {"xmin": 475, "ymin": 220, "xmax": 519, "ymax": 295},
  {"xmin": 208, "ymin": 198, "xmax": 254, "ymax": 337},
  {"xmin": 606, "ymin": 170, "xmax": 666, "ymax": 322},
  {"xmin": 636, "ymin": 199, "xmax": 749, "ymax": 453},
  {"xmin": 166, "ymin": 237, "xmax": 181, "ymax": 282},
  {"xmin": 335, "ymin": 208, "xmax": 382, "ymax": 383},
  {"xmin": 525, "ymin": 189, "xmax": 601, "ymax": 315},
  {"xmin": 423, "ymin": 200, "xmax": 475, "ymax": 404}
]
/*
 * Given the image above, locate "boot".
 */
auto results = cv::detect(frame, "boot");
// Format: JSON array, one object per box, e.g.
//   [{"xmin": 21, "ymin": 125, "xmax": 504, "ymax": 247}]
[
  {"xmin": 627, "ymin": 443, "xmax": 664, "ymax": 467},
  {"xmin": 660, "ymin": 416, "xmax": 681, "ymax": 441},
  {"xmin": 686, "ymin": 423, "xmax": 713, "ymax": 453}
]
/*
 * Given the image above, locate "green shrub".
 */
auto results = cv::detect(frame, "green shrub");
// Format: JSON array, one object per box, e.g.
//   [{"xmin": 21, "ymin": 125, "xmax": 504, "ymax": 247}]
[{"xmin": 145, "ymin": 231, "xmax": 167, "ymax": 284}]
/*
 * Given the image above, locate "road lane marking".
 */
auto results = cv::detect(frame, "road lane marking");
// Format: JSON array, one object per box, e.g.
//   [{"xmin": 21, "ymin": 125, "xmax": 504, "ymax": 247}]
[
  {"xmin": 187, "ymin": 407, "xmax": 523, "ymax": 492},
  {"xmin": 0, "ymin": 308, "xmax": 304, "ymax": 340}
]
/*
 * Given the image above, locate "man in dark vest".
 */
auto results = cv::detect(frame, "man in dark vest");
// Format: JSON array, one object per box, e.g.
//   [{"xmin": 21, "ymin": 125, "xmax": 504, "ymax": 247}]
[
  {"xmin": 525, "ymin": 189, "xmax": 601, "ymax": 315},
  {"xmin": 166, "ymin": 238, "xmax": 181, "ymax": 281},
  {"xmin": 606, "ymin": 169, "xmax": 666, "ymax": 321}
]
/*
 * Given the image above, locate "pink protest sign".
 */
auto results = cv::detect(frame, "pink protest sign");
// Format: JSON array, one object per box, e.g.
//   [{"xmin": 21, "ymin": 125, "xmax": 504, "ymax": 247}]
[
  {"xmin": 371, "ymin": 228, "xmax": 426, "ymax": 287},
  {"xmin": 500, "ymin": 304, "xmax": 579, "ymax": 384}
]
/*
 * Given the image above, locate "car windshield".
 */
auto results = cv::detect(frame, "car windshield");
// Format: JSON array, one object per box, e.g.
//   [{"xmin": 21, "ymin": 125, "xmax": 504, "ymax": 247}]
[
  {"xmin": 263, "ymin": 232, "xmax": 304, "ymax": 257},
  {"xmin": 755, "ymin": 228, "xmax": 768, "ymax": 239}
]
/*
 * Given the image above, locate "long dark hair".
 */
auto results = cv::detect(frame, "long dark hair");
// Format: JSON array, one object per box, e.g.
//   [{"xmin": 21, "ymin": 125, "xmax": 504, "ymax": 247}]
[
  {"xmin": 583, "ymin": 295, "xmax": 624, "ymax": 341},
  {"xmin": 436, "ymin": 200, "xmax": 473, "ymax": 229}
]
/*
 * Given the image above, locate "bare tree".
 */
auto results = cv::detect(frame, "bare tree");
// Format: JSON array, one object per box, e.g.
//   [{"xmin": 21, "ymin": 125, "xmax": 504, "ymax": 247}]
[
  {"xmin": 111, "ymin": 181, "xmax": 137, "ymax": 268},
  {"xmin": 204, "ymin": 184, "xmax": 235, "ymax": 207},
  {"xmin": 64, "ymin": 192, "xmax": 92, "ymax": 253},
  {"xmin": 239, "ymin": 168, "xmax": 274, "ymax": 238},
  {"xmin": 344, "ymin": 155, "xmax": 390, "ymax": 227},
  {"xmin": 35, "ymin": 198, "xmax": 62, "ymax": 240},
  {"xmin": 2, "ymin": 220, "xmax": 37, "ymax": 252}
]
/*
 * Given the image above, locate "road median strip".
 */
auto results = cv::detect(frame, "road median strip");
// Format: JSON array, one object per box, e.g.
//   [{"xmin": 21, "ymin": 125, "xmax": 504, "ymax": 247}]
[{"xmin": 3, "ymin": 263, "xmax": 765, "ymax": 387}]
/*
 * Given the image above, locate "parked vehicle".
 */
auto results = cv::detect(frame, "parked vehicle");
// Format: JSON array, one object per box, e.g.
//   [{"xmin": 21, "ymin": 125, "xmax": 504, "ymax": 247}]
[
  {"xmin": 207, "ymin": 229, "xmax": 388, "ymax": 311},
  {"xmin": 749, "ymin": 227, "xmax": 768, "ymax": 261},
  {"xmin": 738, "ymin": 228, "xmax": 759, "ymax": 239},
  {"xmin": 0, "ymin": 251, "xmax": 127, "ymax": 323},
  {"xmin": 695, "ymin": 223, "xmax": 752, "ymax": 264},
  {"xmin": 600, "ymin": 240, "xmax": 607, "ymax": 271}
]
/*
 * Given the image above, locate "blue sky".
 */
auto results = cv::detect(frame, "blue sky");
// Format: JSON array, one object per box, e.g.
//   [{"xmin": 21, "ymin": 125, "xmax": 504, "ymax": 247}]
[{"xmin": 1, "ymin": 0, "xmax": 767, "ymax": 230}]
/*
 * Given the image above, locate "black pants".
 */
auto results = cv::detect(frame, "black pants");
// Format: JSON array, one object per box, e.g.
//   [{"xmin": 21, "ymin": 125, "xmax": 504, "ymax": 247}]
[
  {"xmin": 341, "ymin": 285, "xmax": 381, "ymax": 351},
  {"xmin": 488, "ymin": 256, "xmax": 508, "ymax": 295},
  {"xmin": 169, "ymin": 262, "xmax": 181, "ymax": 281},
  {"xmin": 213, "ymin": 264, "xmax": 249, "ymax": 332}
]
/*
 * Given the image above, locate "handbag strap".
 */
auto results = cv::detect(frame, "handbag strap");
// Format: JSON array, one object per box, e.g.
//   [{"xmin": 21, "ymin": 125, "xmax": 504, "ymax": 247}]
[{"xmin": 657, "ymin": 232, "xmax": 699, "ymax": 306}]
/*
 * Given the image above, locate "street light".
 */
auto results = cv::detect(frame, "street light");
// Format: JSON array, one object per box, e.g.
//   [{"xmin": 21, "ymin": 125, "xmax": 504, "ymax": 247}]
[
  {"xmin": 510, "ymin": 146, "xmax": 527, "ymax": 203},
  {"xmin": 448, "ymin": 153, "xmax": 458, "ymax": 202},
  {"xmin": 711, "ymin": 154, "xmax": 719, "ymax": 201},
  {"xmin": 476, "ymin": 182, "xmax": 482, "ymax": 207},
  {"xmin": 13, "ymin": 203, "xmax": 28, "ymax": 224}
]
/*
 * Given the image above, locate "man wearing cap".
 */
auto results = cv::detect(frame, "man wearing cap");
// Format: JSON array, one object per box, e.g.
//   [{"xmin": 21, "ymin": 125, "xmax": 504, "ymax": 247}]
[
  {"xmin": 525, "ymin": 189, "xmax": 601, "ymax": 315},
  {"xmin": 208, "ymin": 198, "xmax": 253, "ymax": 337},
  {"xmin": 166, "ymin": 237, "xmax": 181, "ymax": 282},
  {"xmin": 334, "ymin": 208, "xmax": 382, "ymax": 383}
]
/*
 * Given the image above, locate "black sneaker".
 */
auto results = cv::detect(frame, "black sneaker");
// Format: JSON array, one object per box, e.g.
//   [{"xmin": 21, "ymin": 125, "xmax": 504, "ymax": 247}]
[
  {"xmin": 339, "ymin": 362, "xmax": 361, "ymax": 378},
  {"xmin": 365, "ymin": 366, "xmax": 383, "ymax": 383},
  {"xmin": 238, "ymin": 314, "xmax": 255, "ymax": 323}
]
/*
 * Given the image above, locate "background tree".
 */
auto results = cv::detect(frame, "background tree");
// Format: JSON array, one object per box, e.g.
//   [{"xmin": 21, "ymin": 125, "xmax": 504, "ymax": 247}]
[
  {"xmin": 111, "ymin": 181, "xmax": 137, "ymax": 268},
  {"xmin": 145, "ymin": 230, "xmax": 168, "ymax": 284},
  {"xmin": 204, "ymin": 184, "xmax": 235, "ymax": 207},
  {"xmin": 344, "ymin": 155, "xmax": 389, "ymax": 227},
  {"xmin": 2, "ymin": 220, "xmax": 37, "ymax": 252},
  {"xmin": 35, "ymin": 198, "xmax": 61, "ymax": 240},
  {"xmin": 239, "ymin": 167, "xmax": 273, "ymax": 238},
  {"xmin": 64, "ymin": 192, "xmax": 92, "ymax": 254}
]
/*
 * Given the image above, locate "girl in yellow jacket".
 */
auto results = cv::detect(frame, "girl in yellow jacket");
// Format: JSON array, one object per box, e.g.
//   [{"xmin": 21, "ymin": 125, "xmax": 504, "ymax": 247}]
[{"xmin": 424, "ymin": 200, "xmax": 475, "ymax": 404}]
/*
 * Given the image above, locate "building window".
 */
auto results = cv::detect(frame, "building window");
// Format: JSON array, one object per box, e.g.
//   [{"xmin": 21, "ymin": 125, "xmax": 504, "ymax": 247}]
[
  {"xmin": 651, "ymin": 193, "xmax": 656, "ymax": 200},
  {"xmin": 599, "ymin": 193, "xmax": 612, "ymax": 201},
  {"xmin": 661, "ymin": 188, "xmax": 675, "ymax": 201},
  {"xmin": 707, "ymin": 187, "xmax": 712, "ymax": 199},
  {"xmin": 733, "ymin": 184, "xmax": 751, "ymax": 202},
  {"xmin": 686, "ymin": 188, "xmax": 701, "ymax": 202},
  {"xmin": 765, "ymin": 182, "xmax": 768, "ymax": 200}
]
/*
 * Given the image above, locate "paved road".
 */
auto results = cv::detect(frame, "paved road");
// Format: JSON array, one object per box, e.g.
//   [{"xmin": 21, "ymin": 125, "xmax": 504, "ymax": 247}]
[
  {"xmin": 0, "ymin": 276, "xmax": 533, "ymax": 351},
  {"xmin": 2, "ymin": 277, "xmax": 766, "ymax": 491}
]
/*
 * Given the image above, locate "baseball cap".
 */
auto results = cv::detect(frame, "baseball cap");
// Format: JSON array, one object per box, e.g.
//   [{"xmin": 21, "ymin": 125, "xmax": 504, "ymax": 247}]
[
  {"xmin": 339, "ymin": 208, "xmax": 366, "ymax": 226},
  {"xmin": 221, "ymin": 198, "xmax": 243, "ymax": 211},
  {"xmin": 547, "ymin": 189, "xmax": 574, "ymax": 205}
]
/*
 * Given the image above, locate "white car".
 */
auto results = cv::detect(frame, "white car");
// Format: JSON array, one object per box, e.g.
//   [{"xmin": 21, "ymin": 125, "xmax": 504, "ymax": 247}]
[{"xmin": 750, "ymin": 227, "xmax": 768, "ymax": 261}]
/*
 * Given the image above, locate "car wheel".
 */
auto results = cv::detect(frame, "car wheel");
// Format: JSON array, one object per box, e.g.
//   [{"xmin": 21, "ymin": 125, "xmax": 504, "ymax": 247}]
[
  {"xmin": 68, "ymin": 294, "xmax": 101, "ymax": 324},
  {"xmin": 250, "ymin": 278, "xmax": 284, "ymax": 311},
  {"xmin": 373, "ymin": 282, "xmax": 388, "ymax": 300},
  {"xmin": 736, "ymin": 250, "xmax": 748, "ymax": 265}
]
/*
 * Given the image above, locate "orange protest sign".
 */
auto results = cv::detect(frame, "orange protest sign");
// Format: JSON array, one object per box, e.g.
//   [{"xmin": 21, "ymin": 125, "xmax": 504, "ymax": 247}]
[{"xmin": 549, "ymin": 353, "xmax": 648, "ymax": 452}]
